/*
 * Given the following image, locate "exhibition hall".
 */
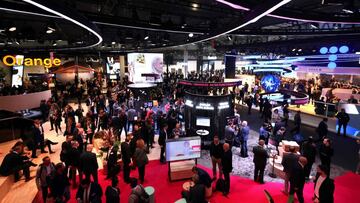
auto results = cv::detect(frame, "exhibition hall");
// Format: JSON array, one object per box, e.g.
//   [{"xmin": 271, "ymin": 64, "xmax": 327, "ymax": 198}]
[{"xmin": 0, "ymin": 0, "xmax": 360, "ymax": 203}]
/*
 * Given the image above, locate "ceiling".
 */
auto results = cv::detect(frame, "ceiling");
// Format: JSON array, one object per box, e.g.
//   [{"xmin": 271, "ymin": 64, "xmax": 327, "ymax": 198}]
[{"xmin": 0, "ymin": 0, "xmax": 359, "ymax": 56}]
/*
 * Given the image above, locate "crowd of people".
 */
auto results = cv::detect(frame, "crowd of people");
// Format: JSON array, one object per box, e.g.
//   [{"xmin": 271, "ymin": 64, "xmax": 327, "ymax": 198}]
[{"xmin": 1, "ymin": 71, "xmax": 357, "ymax": 203}]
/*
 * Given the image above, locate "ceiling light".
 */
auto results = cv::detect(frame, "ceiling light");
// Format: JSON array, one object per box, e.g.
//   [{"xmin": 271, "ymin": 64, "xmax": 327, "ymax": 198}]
[
  {"xmin": 15, "ymin": 40, "xmax": 20, "ymax": 45},
  {"xmin": 342, "ymin": 8, "xmax": 354, "ymax": 14},
  {"xmin": 188, "ymin": 33, "xmax": 194, "ymax": 37},
  {"xmin": 112, "ymin": 41, "xmax": 116, "ymax": 45},
  {"xmin": 192, "ymin": 3, "xmax": 199, "ymax": 8},
  {"xmin": 46, "ymin": 26, "xmax": 55, "ymax": 34},
  {"xmin": 53, "ymin": 43, "xmax": 57, "ymax": 46},
  {"xmin": 310, "ymin": 23, "xmax": 318, "ymax": 29},
  {"xmin": 298, "ymin": 48, "xmax": 302, "ymax": 52},
  {"xmin": 9, "ymin": 26, "xmax": 16, "ymax": 32},
  {"xmin": 227, "ymin": 35, "xmax": 232, "ymax": 40},
  {"xmin": 7, "ymin": 41, "xmax": 12, "ymax": 45},
  {"xmin": 144, "ymin": 36, "xmax": 149, "ymax": 40},
  {"xmin": 292, "ymin": 48, "xmax": 296, "ymax": 52}
]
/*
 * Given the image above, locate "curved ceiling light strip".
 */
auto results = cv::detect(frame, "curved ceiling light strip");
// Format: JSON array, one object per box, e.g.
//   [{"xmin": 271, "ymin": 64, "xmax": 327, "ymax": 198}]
[
  {"xmin": 22, "ymin": 0, "xmax": 103, "ymax": 50},
  {"xmin": 0, "ymin": 7, "xmax": 203, "ymax": 35},
  {"xmin": 146, "ymin": 0, "xmax": 292, "ymax": 51},
  {"xmin": 216, "ymin": 0, "xmax": 360, "ymax": 24}
]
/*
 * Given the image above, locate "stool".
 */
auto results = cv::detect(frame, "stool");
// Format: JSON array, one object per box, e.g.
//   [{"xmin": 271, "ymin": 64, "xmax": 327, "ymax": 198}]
[
  {"xmin": 144, "ymin": 186, "xmax": 155, "ymax": 203},
  {"xmin": 174, "ymin": 198, "xmax": 187, "ymax": 203}
]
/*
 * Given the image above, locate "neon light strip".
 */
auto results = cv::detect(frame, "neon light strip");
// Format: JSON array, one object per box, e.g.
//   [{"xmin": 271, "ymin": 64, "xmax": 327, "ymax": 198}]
[
  {"xmin": 22, "ymin": 0, "xmax": 102, "ymax": 49},
  {"xmin": 257, "ymin": 58, "xmax": 305, "ymax": 64},
  {"xmin": 216, "ymin": 0, "xmax": 360, "ymax": 24}
]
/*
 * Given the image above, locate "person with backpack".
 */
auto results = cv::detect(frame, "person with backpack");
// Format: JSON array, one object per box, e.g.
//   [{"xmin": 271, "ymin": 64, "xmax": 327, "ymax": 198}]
[{"xmin": 36, "ymin": 156, "xmax": 56, "ymax": 203}]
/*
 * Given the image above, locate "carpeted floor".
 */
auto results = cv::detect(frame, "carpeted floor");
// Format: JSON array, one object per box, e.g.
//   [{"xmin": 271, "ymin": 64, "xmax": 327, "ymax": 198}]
[{"xmin": 68, "ymin": 160, "xmax": 360, "ymax": 203}]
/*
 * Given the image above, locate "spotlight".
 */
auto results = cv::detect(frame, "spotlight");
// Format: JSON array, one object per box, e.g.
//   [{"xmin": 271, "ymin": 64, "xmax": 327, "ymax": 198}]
[
  {"xmin": 46, "ymin": 26, "xmax": 55, "ymax": 34},
  {"xmin": 310, "ymin": 23, "xmax": 318, "ymax": 29},
  {"xmin": 188, "ymin": 33, "xmax": 194, "ymax": 37},
  {"xmin": 192, "ymin": 3, "xmax": 199, "ymax": 8},
  {"xmin": 298, "ymin": 48, "xmax": 302, "ymax": 52},
  {"xmin": 292, "ymin": 48, "xmax": 296, "ymax": 52},
  {"xmin": 144, "ymin": 36, "xmax": 149, "ymax": 40},
  {"xmin": 111, "ymin": 41, "xmax": 116, "ymax": 45},
  {"xmin": 227, "ymin": 35, "xmax": 232, "ymax": 40},
  {"xmin": 53, "ymin": 43, "xmax": 57, "ymax": 46},
  {"xmin": 9, "ymin": 26, "xmax": 16, "ymax": 32}
]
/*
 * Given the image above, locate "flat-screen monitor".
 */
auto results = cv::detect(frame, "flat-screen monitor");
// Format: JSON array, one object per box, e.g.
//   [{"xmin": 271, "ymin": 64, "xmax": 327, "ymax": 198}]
[
  {"xmin": 127, "ymin": 53, "xmax": 163, "ymax": 83},
  {"xmin": 196, "ymin": 117, "xmax": 210, "ymax": 127},
  {"xmin": 11, "ymin": 55, "xmax": 24, "ymax": 87},
  {"xmin": 166, "ymin": 136, "xmax": 201, "ymax": 161},
  {"xmin": 106, "ymin": 57, "xmax": 120, "ymax": 75}
]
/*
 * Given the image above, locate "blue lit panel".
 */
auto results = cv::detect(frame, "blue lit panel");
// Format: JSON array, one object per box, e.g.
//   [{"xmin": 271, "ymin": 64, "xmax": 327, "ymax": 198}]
[{"xmin": 261, "ymin": 75, "xmax": 281, "ymax": 93}]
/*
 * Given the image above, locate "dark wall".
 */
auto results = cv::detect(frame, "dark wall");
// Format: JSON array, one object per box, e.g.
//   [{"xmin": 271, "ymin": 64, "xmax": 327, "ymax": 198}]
[{"xmin": 184, "ymin": 92, "xmax": 234, "ymax": 141}]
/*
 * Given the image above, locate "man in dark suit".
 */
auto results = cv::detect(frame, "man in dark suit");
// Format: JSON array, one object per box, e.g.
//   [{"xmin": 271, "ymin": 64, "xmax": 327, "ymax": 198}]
[
  {"xmin": 252, "ymin": 139, "xmax": 269, "ymax": 184},
  {"xmin": 0, "ymin": 145, "xmax": 31, "ymax": 182},
  {"xmin": 158, "ymin": 124, "xmax": 168, "ymax": 163},
  {"xmin": 221, "ymin": 143, "xmax": 233, "ymax": 196},
  {"xmin": 336, "ymin": 108, "xmax": 350, "ymax": 137},
  {"xmin": 79, "ymin": 144, "xmax": 98, "ymax": 183},
  {"xmin": 288, "ymin": 156, "xmax": 307, "ymax": 203},
  {"xmin": 319, "ymin": 138, "xmax": 333, "ymax": 175},
  {"xmin": 181, "ymin": 174, "xmax": 207, "ymax": 203},
  {"xmin": 281, "ymin": 146, "xmax": 300, "ymax": 195},
  {"xmin": 76, "ymin": 179, "xmax": 103, "ymax": 203},
  {"xmin": 301, "ymin": 137, "xmax": 317, "ymax": 179},
  {"xmin": 106, "ymin": 145, "xmax": 120, "ymax": 179},
  {"xmin": 313, "ymin": 165, "xmax": 335, "ymax": 203},
  {"xmin": 317, "ymin": 118, "xmax": 328, "ymax": 141},
  {"xmin": 121, "ymin": 134, "xmax": 132, "ymax": 183}
]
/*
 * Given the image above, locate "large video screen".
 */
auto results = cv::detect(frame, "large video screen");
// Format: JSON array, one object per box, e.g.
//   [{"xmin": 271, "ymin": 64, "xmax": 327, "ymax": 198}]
[
  {"xmin": 106, "ymin": 56, "xmax": 120, "ymax": 80},
  {"xmin": 127, "ymin": 53, "xmax": 163, "ymax": 83},
  {"xmin": 196, "ymin": 117, "xmax": 210, "ymax": 127},
  {"xmin": 166, "ymin": 136, "xmax": 201, "ymax": 161},
  {"xmin": 11, "ymin": 55, "xmax": 24, "ymax": 87}
]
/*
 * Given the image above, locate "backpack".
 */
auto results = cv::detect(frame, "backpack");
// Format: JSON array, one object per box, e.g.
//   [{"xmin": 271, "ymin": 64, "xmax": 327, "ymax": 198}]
[{"xmin": 215, "ymin": 178, "xmax": 225, "ymax": 192}]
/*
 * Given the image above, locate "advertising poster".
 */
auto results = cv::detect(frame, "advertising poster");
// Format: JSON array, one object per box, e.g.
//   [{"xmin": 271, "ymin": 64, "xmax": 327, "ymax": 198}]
[{"xmin": 127, "ymin": 53, "xmax": 163, "ymax": 82}]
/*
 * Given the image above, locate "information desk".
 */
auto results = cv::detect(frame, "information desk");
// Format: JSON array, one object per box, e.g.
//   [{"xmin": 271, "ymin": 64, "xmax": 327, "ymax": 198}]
[{"xmin": 168, "ymin": 160, "xmax": 196, "ymax": 181}]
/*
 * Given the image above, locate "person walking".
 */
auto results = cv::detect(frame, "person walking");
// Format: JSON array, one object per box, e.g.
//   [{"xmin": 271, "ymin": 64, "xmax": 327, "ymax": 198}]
[
  {"xmin": 221, "ymin": 143, "xmax": 232, "ymax": 196},
  {"xmin": 210, "ymin": 135, "xmax": 223, "ymax": 180},
  {"xmin": 336, "ymin": 108, "xmax": 350, "ymax": 137},
  {"xmin": 134, "ymin": 139, "xmax": 149, "ymax": 184}
]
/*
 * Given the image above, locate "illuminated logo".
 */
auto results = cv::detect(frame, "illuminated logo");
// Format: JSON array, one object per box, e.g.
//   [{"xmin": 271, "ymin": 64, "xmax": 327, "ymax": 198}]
[{"xmin": 2, "ymin": 55, "xmax": 61, "ymax": 68}]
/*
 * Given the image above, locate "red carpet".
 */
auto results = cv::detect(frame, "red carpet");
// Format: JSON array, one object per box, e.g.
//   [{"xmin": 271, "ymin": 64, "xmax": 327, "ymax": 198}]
[{"xmin": 67, "ymin": 161, "xmax": 360, "ymax": 203}]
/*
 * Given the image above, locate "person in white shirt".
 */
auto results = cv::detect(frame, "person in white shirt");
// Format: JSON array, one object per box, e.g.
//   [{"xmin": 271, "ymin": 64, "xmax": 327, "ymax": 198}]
[{"xmin": 313, "ymin": 164, "xmax": 335, "ymax": 203}]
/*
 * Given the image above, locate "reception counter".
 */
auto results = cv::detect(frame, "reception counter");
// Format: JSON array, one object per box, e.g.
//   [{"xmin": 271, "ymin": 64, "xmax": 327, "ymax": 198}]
[{"xmin": 0, "ymin": 90, "xmax": 51, "ymax": 112}]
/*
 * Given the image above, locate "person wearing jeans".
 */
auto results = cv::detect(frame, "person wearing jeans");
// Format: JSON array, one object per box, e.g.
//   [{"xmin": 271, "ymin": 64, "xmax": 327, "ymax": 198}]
[{"xmin": 240, "ymin": 121, "xmax": 250, "ymax": 157}]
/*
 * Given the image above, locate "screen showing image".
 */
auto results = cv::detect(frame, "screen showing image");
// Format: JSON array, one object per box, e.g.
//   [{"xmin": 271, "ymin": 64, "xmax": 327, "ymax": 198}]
[
  {"xmin": 166, "ymin": 137, "xmax": 201, "ymax": 161},
  {"xmin": 11, "ymin": 55, "xmax": 24, "ymax": 88},
  {"xmin": 127, "ymin": 53, "xmax": 163, "ymax": 83},
  {"xmin": 106, "ymin": 57, "xmax": 121, "ymax": 75},
  {"xmin": 196, "ymin": 117, "xmax": 210, "ymax": 127}
]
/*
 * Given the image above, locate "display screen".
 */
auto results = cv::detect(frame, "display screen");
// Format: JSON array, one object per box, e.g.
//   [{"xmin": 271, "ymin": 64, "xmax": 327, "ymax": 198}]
[
  {"xmin": 127, "ymin": 53, "xmax": 163, "ymax": 83},
  {"xmin": 109, "ymin": 75, "xmax": 117, "ymax": 80},
  {"xmin": 196, "ymin": 117, "xmax": 210, "ymax": 127},
  {"xmin": 166, "ymin": 136, "xmax": 201, "ymax": 161},
  {"xmin": 11, "ymin": 55, "xmax": 24, "ymax": 87},
  {"xmin": 106, "ymin": 57, "xmax": 121, "ymax": 75}
]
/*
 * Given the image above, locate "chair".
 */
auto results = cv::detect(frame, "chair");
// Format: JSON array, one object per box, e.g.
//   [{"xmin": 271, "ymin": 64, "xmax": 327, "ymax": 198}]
[{"xmin": 264, "ymin": 189, "xmax": 275, "ymax": 203}]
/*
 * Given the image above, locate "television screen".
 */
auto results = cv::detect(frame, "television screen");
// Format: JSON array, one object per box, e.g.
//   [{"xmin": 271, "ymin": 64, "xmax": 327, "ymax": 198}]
[
  {"xmin": 127, "ymin": 53, "xmax": 163, "ymax": 82},
  {"xmin": 11, "ymin": 55, "xmax": 24, "ymax": 87},
  {"xmin": 166, "ymin": 136, "xmax": 201, "ymax": 161},
  {"xmin": 196, "ymin": 117, "xmax": 210, "ymax": 127},
  {"xmin": 106, "ymin": 57, "xmax": 120, "ymax": 75}
]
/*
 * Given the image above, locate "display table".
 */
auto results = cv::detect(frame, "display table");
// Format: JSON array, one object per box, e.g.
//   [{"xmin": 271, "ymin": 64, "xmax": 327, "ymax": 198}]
[
  {"xmin": 268, "ymin": 140, "xmax": 300, "ymax": 179},
  {"xmin": 169, "ymin": 160, "xmax": 195, "ymax": 181}
]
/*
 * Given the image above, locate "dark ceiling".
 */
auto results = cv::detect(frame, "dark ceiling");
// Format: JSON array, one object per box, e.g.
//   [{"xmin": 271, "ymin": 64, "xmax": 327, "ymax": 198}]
[{"xmin": 0, "ymin": 0, "xmax": 359, "ymax": 55}]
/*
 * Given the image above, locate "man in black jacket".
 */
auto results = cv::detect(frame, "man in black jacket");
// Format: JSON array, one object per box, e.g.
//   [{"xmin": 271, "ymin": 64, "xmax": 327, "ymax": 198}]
[
  {"xmin": 76, "ymin": 179, "xmax": 103, "ymax": 203},
  {"xmin": 319, "ymin": 138, "xmax": 333, "ymax": 175},
  {"xmin": 317, "ymin": 118, "xmax": 328, "ymax": 141},
  {"xmin": 79, "ymin": 144, "xmax": 98, "ymax": 183},
  {"xmin": 121, "ymin": 134, "xmax": 132, "ymax": 183},
  {"xmin": 281, "ymin": 146, "xmax": 300, "ymax": 195},
  {"xmin": 0, "ymin": 145, "xmax": 31, "ymax": 182},
  {"xmin": 106, "ymin": 145, "xmax": 120, "ymax": 180},
  {"xmin": 336, "ymin": 108, "xmax": 350, "ymax": 137},
  {"xmin": 182, "ymin": 174, "xmax": 207, "ymax": 203},
  {"xmin": 301, "ymin": 137, "xmax": 316, "ymax": 179},
  {"xmin": 252, "ymin": 139, "xmax": 269, "ymax": 184},
  {"xmin": 222, "ymin": 143, "xmax": 232, "ymax": 196},
  {"xmin": 210, "ymin": 135, "xmax": 224, "ymax": 180},
  {"xmin": 290, "ymin": 111, "xmax": 301, "ymax": 135},
  {"xmin": 313, "ymin": 165, "xmax": 335, "ymax": 203},
  {"xmin": 158, "ymin": 124, "xmax": 168, "ymax": 163},
  {"xmin": 288, "ymin": 156, "xmax": 307, "ymax": 203}
]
